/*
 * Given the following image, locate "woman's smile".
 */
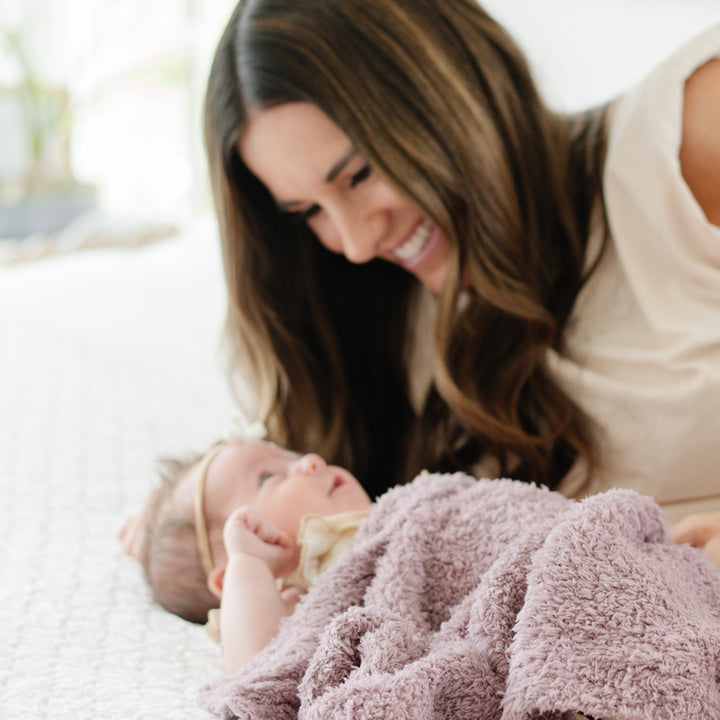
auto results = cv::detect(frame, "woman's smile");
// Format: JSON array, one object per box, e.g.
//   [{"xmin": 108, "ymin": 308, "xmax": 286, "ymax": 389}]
[{"xmin": 392, "ymin": 218, "xmax": 434, "ymax": 263}]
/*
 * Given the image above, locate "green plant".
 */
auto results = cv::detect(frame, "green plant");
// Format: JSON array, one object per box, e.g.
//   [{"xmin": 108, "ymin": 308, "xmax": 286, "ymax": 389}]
[{"xmin": 0, "ymin": 25, "xmax": 78, "ymax": 198}]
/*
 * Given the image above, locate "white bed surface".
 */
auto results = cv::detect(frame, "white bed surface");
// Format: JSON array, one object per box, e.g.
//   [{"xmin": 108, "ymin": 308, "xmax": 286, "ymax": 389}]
[{"xmin": 0, "ymin": 221, "xmax": 235, "ymax": 719}]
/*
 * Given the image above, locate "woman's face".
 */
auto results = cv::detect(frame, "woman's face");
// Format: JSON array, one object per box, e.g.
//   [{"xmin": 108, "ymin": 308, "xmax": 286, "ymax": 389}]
[{"xmin": 240, "ymin": 102, "xmax": 454, "ymax": 294}]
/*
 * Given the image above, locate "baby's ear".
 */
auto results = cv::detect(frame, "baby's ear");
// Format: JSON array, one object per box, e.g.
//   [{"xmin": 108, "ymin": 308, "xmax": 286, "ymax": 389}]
[{"xmin": 207, "ymin": 565, "xmax": 225, "ymax": 599}]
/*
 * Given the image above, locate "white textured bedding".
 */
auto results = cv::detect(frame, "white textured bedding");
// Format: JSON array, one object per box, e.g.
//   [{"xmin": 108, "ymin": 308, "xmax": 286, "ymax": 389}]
[{"xmin": 0, "ymin": 220, "xmax": 235, "ymax": 719}]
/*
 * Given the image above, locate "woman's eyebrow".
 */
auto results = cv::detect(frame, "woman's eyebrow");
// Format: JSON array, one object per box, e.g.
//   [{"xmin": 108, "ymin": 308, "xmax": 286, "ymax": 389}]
[{"xmin": 276, "ymin": 146, "xmax": 360, "ymax": 211}]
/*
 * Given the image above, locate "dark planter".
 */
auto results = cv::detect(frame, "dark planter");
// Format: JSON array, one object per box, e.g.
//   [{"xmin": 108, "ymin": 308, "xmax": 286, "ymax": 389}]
[{"xmin": 0, "ymin": 186, "xmax": 97, "ymax": 238}]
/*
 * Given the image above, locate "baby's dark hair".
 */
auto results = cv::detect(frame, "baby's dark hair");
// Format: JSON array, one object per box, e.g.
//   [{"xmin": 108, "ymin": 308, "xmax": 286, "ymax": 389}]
[{"xmin": 140, "ymin": 454, "xmax": 220, "ymax": 624}]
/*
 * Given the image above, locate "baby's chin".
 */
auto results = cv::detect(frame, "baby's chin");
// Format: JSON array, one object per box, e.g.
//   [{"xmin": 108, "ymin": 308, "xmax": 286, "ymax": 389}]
[{"xmin": 330, "ymin": 471, "xmax": 372, "ymax": 509}]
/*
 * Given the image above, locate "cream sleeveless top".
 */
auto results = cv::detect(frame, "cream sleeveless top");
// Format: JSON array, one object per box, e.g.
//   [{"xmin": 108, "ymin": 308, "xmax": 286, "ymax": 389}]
[
  {"xmin": 410, "ymin": 24, "xmax": 720, "ymax": 525},
  {"xmin": 550, "ymin": 23, "xmax": 720, "ymax": 524}
]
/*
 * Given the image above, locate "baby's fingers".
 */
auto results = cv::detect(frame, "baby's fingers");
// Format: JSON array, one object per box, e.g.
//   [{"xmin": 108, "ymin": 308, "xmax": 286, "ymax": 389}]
[
  {"xmin": 118, "ymin": 513, "xmax": 144, "ymax": 559},
  {"xmin": 280, "ymin": 586, "xmax": 306, "ymax": 613},
  {"xmin": 251, "ymin": 513, "xmax": 293, "ymax": 549},
  {"xmin": 223, "ymin": 506, "xmax": 292, "ymax": 556},
  {"xmin": 117, "ymin": 514, "xmax": 137, "ymax": 551}
]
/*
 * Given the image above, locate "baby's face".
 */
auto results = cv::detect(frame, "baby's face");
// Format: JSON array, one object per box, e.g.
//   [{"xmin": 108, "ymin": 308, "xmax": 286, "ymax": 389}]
[{"xmin": 183, "ymin": 442, "xmax": 371, "ymax": 565}]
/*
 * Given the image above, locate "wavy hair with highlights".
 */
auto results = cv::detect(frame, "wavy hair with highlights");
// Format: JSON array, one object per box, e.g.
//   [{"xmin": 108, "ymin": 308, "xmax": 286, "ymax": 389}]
[{"xmin": 204, "ymin": 0, "xmax": 609, "ymax": 496}]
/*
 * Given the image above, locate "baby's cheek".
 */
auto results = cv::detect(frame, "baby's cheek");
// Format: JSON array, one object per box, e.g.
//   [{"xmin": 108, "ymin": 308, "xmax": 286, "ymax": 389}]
[{"xmin": 255, "ymin": 493, "xmax": 305, "ymax": 541}]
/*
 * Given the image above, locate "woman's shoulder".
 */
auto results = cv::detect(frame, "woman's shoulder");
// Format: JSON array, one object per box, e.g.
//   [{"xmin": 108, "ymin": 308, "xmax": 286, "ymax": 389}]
[
  {"xmin": 602, "ymin": 23, "xmax": 720, "ymax": 264},
  {"xmin": 607, "ymin": 22, "xmax": 720, "ymax": 166},
  {"xmin": 679, "ymin": 57, "xmax": 720, "ymax": 228}
]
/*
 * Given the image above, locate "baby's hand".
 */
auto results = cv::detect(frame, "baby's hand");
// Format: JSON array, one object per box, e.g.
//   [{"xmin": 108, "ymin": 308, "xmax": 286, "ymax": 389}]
[
  {"xmin": 280, "ymin": 586, "xmax": 306, "ymax": 614},
  {"xmin": 223, "ymin": 507, "xmax": 295, "ymax": 577},
  {"xmin": 118, "ymin": 513, "xmax": 144, "ymax": 559},
  {"xmin": 118, "ymin": 487, "xmax": 161, "ymax": 560}
]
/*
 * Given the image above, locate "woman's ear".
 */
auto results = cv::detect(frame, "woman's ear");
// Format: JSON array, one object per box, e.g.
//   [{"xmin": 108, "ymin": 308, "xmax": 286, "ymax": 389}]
[{"xmin": 207, "ymin": 564, "xmax": 226, "ymax": 599}]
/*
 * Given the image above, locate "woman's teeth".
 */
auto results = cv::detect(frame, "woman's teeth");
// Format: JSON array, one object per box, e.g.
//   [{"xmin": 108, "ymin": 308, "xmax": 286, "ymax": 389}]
[{"xmin": 393, "ymin": 220, "xmax": 433, "ymax": 262}]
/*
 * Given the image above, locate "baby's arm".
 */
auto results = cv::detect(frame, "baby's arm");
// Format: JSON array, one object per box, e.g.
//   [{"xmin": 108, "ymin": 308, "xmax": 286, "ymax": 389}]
[{"xmin": 220, "ymin": 507, "xmax": 298, "ymax": 673}]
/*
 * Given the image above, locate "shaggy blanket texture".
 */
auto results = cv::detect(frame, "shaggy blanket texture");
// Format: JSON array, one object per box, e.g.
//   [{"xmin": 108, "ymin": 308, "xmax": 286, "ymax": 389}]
[{"xmin": 200, "ymin": 473, "xmax": 720, "ymax": 720}]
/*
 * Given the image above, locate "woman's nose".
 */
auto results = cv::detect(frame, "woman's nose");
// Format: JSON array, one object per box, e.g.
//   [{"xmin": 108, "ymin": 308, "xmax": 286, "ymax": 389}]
[
  {"xmin": 295, "ymin": 453, "xmax": 326, "ymax": 475},
  {"xmin": 333, "ymin": 204, "xmax": 389, "ymax": 265},
  {"xmin": 338, "ymin": 223, "xmax": 379, "ymax": 264}
]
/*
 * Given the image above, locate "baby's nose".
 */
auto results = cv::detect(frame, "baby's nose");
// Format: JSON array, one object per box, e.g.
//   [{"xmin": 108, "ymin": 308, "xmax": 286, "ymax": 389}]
[{"xmin": 296, "ymin": 453, "xmax": 326, "ymax": 474}]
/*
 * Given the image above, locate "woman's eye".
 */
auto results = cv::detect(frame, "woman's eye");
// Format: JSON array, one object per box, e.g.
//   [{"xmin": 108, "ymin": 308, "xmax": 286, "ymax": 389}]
[
  {"xmin": 286, "ymin": 204, "xmax": 320, "ymax": 225},
  {"xmin": 300, "ymin": 204, "xmax": 321, "ymax": 221},
  {"xmin": 350, "ymin": 164, "xmax": 372, "ymax": 187},
  {"xmin": 283, "ymin": 205, "xmax": 322, "ymax": 225},
  {"xmin": 258, "ymin": 472, "xmax": 275, "ymax": 485}
]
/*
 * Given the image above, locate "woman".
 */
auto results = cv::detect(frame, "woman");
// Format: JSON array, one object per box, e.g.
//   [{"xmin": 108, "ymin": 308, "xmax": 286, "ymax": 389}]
[{"xmin": 204, "ymin": 0, "xmax": 720, "ymax": 540}]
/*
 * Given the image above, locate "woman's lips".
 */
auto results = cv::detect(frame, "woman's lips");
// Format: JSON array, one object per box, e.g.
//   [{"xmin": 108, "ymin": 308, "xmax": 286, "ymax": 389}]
[{"xmin": 392, "ymin": 219, "xmax": 434, "ymax": 265}]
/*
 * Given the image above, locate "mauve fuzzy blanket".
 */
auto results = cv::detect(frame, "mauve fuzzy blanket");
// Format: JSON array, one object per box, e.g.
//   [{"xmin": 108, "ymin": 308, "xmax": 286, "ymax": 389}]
[{"xmin": 199, "ymin": 472, "xmax": 720, "ymax": 720}]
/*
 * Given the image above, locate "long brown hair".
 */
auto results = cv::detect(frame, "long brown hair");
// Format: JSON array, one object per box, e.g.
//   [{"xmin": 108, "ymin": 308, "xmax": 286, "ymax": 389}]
[{"xmin": 204, "ymin": 0, "xmax": 608, "ymax": 496}]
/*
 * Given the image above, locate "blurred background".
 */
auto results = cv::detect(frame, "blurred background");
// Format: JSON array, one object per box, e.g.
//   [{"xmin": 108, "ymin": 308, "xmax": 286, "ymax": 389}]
[
  {"xmin": 0, "ymin": 0, "xmax": 718, "ymax": 255},
  {"xmin": 0, "ymin": 0, "xmax": 235, "ymax": 252}
]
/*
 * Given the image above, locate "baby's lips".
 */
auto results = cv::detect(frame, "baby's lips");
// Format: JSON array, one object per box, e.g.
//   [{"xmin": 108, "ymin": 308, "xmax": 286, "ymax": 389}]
[{"xmin": 329, "ymin": 475, "xmax": 346, "ymax": 494}]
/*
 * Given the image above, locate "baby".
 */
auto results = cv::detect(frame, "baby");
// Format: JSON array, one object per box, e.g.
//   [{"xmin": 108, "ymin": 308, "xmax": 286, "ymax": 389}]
[
  {"xmin": 121, "ymin": 443, "xmax": 715, "ymax": 720},
  {"xmin": 120, "ymin": 437, "xmax": 372, "ymax": 671}
]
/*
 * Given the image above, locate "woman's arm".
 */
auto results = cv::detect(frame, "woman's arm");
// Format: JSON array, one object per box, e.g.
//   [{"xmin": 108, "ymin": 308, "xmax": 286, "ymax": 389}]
[
  {"xmin": 673, "ymin": 58, "xmax": 720, "ymax": 570},
  {"xmin": 218, "ymin": 507, "xmax": 298, "ymax": 673},
  {"xmin": 671, "ymin": 512, "xmax": 720, "ymax": 570},
  {"xmin": 679, "ymin": 58, "xmax": 720, "ymax": 227}
]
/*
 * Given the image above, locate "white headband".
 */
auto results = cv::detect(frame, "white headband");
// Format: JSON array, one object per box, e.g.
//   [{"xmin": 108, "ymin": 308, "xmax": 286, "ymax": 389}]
[{"xmin": 194, "ymin": 417, "xmax": 268, "ymax": 577}]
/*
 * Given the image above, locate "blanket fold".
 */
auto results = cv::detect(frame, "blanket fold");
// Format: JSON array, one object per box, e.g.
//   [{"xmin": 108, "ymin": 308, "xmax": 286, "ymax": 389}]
[{"xmin": 200, "ymin": 473, "xmax": 720, "ymax": 720}]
